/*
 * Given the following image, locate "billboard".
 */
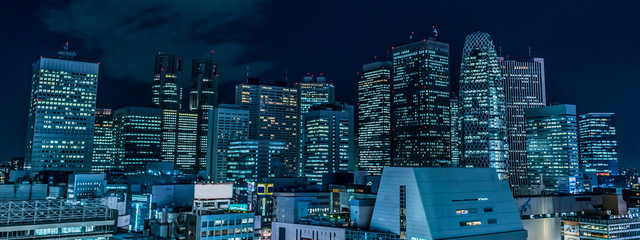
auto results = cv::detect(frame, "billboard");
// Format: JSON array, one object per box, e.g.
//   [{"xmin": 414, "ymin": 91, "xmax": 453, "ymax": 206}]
[{"xmin": 194, "ymin": 183, "xmax": 233, "ymax": 199}]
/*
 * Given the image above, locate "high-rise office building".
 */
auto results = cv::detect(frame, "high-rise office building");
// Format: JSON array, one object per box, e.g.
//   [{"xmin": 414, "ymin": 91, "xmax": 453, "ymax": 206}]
[
  {"xmin": 296, "ymin": 74, "xmax": 335, "ymax": 175},
  {"xmin": 190, "ymin": 52, "xmax": 219, "ymax": 174},
  {"xmin": 235, "ymin": 79, "xmax": 298, "ymax": 176},
  {"xmin": 525, "ymin": 104, "xmax": 580, "ymax": 193},
  {"xmin": 226, "ymin": 140, "xmax": 285, "ymax": 188},
  {"xmin": 300, "ymin": 103, "xmax": 354, "ymax": 185},
  {"xmin": 450, "ymin": 92, "xmax": 461, "ymax": 166},
  {"xmin": 391, "ymin": 38, "xmax": 451, "ymax": 167},
  {"xmin": 113, "ymin": 107, "xmax": 162, "ymax": 174},
  {"xmin": 25, "ymin": 44, "xmax": 98, "ymax": 173},
  {"xmin": 207, "ymin": 104, "xmax": 250, "ymax": 182},
  {"xmin": 500, "ymin": 56, "xmax": 546, "ymax": 189},
  {"xmin": 358, "ymin": 61, "xmax": 392, "ymax": 175},
  {"xmin": 152, "ymin": 53, "xmax": 183, "ymax": 110},
  {"xmin": 160, "ymin": 109, "xmax": 198, "ymax": 173},
  {"xmin": 92, "ymin": 109, "xmax": 116, "ymax": 172},
  {"xmin": 579, "ymin": 113, "xmax": 619, "ymax": 190},
  {"xmin": 459, "ymin": 32, "xmax": 508, "ymax": 179},
  {"xmin": 151, "ymin": 53, "xmax": 202, "ymax": 173}
]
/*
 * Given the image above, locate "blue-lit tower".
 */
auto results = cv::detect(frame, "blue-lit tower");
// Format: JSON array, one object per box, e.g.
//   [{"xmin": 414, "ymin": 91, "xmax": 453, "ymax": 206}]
[
  {"xmin": 459, "ymin": 32, "xmax": 508, "ymax": 179},
  {"xmin": 25, "ymin": 44, "xmax": 99, "ymax": 173}
]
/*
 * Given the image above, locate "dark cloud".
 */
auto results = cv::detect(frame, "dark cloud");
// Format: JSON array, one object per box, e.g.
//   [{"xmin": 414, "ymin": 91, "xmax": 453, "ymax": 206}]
[{"xmin": 40, "ymin": 0, "xmax": 273, "ymax": 82}]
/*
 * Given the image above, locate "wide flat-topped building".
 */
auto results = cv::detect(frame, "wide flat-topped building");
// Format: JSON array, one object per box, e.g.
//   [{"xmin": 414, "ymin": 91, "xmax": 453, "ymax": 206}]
[{"xmin": 370, "ymin": 167, "xmax": 527, "ymax": 240}]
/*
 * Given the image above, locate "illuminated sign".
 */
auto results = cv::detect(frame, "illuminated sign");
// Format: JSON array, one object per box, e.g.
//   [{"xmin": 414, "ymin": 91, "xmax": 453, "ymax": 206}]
[
  {"xmin": 563, "ymin": 221, "xmax": 580, "ymax": 238},
  {"xmin": 456, "ymin": 209, "xmax": 469, "ymax": 215},
  {"xmin": 229, "ymin": 204, "xmax": 249, "ymax": 211}
]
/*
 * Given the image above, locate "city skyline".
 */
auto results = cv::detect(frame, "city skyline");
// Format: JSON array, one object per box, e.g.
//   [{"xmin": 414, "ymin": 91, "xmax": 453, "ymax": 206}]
[
  {"xmin": 2, "ymin": 1, "xmax": 639, "ymax": 169},
  {"xmin": 3, "ymin": 2, "xmax": 640, "ymax": 240}
]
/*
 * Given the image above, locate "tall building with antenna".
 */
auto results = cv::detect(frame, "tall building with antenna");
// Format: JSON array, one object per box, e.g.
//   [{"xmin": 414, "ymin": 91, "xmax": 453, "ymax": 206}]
[
  {"xmin": 459, "ymin": 32, "xmax": 508, "ymax": 179},
  {"xmin": 391, "ymin": 33, "xmax": 451, "ymax": 167},
  {"xmin": 499, "ymin": 54, "xmax": 546, "ymax": 189},
  {"xmin": 25, "ymin": 43, "xmax": 99, "ymax": 173}
]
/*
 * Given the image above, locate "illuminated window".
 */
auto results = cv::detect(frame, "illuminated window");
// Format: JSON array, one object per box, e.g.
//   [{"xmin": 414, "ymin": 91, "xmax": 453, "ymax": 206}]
[{"xmin": 460, "ymin": 221, "xmax": 482, "ymax": 226}]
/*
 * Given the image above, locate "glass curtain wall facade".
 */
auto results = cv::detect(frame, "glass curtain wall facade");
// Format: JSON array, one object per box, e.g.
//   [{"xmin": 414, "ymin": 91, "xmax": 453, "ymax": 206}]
[
  {"xmin": 92, "ymin": 109, "xmax": 116, "ymax": 172},
  {"xmin": 525, "ymin": 104, "xmax": 580, "ymax": 193},
  {"xmin": 207, "ymin": 104, "xmax": 250, "ymax": 182},
  {"xmin": 25, "ymin": 52, "xmax": 99, "ymax": 173},
  {"xmin": 579, "ymin": 113, "xmax": 619, "ymax": 190},
  {"xmin": 391, "ymin": 38, "xmax": 451, "ymax": 167},
  {"xmin": 113, "ymin": 107, "xmax": 162, "ymax": 174},
  {"xmin": 235, "ymin": 80, "xmax": 298, "ymax": 177},
  {"xmin": 459, "ymin": 32, "xmax": 508, "ymax": 179},
  {"xmin": 300, "ymin": 103, "xmax": 354, "ymax": 185},
  {"xmin": 500, "ymin": 57, "xmax": 546, "ymax": 189},
  {"xmin": 358, "ymin": 61, "xmax": 392, "ymax": 175},
  {"xmin": 296, "ymin": 75, "xmax": 335, "ymax": 176}
]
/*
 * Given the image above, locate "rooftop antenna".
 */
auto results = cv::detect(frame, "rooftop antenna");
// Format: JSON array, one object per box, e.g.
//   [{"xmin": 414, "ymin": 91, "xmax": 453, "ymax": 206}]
[
  {"xmin": 386, "ymin": 50, "xmax": 390, "ymax": 61},
  {"xmin": 246, "ymin": 65, "xmax": 250, "ymax": 80},
  {"xmin": 528, "ymin": 46, "xmax": 532, "ymax": 58},
  {"xmin": 499, "ymin": 46, "xmax": 503, "ymax": 57},
  {"xmin": 432, "ymin": 26, "xmax": 438, "ymax": 39},
  {"xmin": 409, "ymin": 31, "xmax": 414, "ymax": 40},
  {"xmin": 57, "ymin": 42, "xmax": 77, "ymax": 59},
  {"xmin": 285, "ymin": 68, "xmax": 288, "ymax": 82}
]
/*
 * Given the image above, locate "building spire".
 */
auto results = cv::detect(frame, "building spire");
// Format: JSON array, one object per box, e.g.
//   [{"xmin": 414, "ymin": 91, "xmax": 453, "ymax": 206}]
[
  {"xmin": 432, "ymin": 26, "xmax": 438, "ymax": 39},
  {"xmin": 528, "ymin": 46, "xmax": 532, "ymax": 58}
]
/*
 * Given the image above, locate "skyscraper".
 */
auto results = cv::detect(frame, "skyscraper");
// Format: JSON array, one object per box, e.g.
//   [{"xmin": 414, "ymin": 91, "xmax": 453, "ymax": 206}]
[
  {"xmin": 152, "ymin": 53, "xmax": 183, "ymax": 110},
  {"xmin": 226, "ymin": 140, "xmax": 285, "ymax": 188},
  {"xmin": 296, "ymin": 74, "xmax": 335, "ymax": 175},
  {"xmin": 25, "ymin": 44, "xmax": 98, "ymax": 173},
  {"xmin": 300, "ymin": 103, "xmax": 354, "ymax": 185},
  {"xmin": 160, "ymin": 109, "xmax": 199, "ymax": 173},
  {"xmin": 500, "ymin": 56, "xmax": 546, "ymax": 189},
  {"xmin": 113, "ymin": 107, "xmax": 162, "ymax": 174},
  {"xmin": 235, "ymin": 79, "xmax": 298, "ymax": 176},
  {"xmin": 92, "ymin": 109, "xmax": 116, "ymax": 172},
  {"xmin": 190, "ymin": 52, "xmax": 219, "ymax": 173},
  {"xmin": 459, "ymin": 32, "xmax": 508, "ymax": 179},
  {"xmin": 207, "ymin": 104, "xmax": 250, "ymax": 182},
  {"xmin": 525, "ymin": 104, "xmax": 580, "ymax": 193},
  {"xmin": 449, "ymin": 92, "xmax": 461, "ymax": 166},
  {"xmin": 579, "ymin": 113, "xmax": 619, "ymax": 190},
  {"xmin": 391, "ymin": 37, "xmax": 451, "ymax": 167},
  {"xmin": 358, "ymin": 61, "xmax": 392, "ymax": 175}
]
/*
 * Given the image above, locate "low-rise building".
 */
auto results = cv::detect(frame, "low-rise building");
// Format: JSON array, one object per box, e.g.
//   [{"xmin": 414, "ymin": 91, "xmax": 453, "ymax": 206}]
[
  {"xmin": 186, "ymin": 209, "xmax": 255, "ymax": 240},
  {"xmin": 562, "ymin": 216, "xmax": 640, "ymax": 239},
  {"xmin": 272, "ymin": 222, "xmax": 398, "ymax": 240},
  {"xmin": 0, "ymin": 198, "xmax": 116, "ymax": 239}
]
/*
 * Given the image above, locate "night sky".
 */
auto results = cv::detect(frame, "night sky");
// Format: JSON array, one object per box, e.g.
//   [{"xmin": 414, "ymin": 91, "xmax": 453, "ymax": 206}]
[{"xmin": 2, "ymin": 1, "xmax": 639, "ymax": 167}]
